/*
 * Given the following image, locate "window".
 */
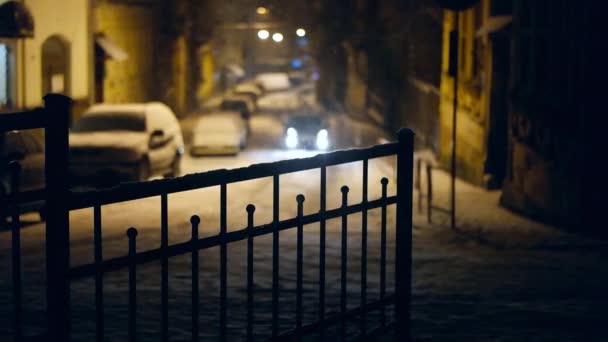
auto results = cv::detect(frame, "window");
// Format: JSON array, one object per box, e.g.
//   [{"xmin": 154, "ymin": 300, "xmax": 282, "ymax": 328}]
[{"xmin": 0, "ymin": 41, "xmax": 14, "ymax": 110}]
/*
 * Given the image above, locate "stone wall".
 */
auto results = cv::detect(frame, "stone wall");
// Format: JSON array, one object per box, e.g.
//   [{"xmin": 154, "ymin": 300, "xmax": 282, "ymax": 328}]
[{"xmin": 95, "ymin": 1, "xmax": 160, "ymax": 103}]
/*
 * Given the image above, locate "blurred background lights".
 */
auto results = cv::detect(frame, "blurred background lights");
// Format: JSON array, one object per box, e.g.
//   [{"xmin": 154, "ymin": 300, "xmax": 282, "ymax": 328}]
[
  {"xmin": 256, "ymin": 6, "xmax": 268, "ymax": 15},
  {"xmin": 257, "ymin": 29, "xmax": 269, "ymax": 40},
  {"xmin": 296, "ymin": 28, "xmax": 306, "ymax": 37},
  {"xmin": 272, "ymin": 32, "xmax": 283, "ymax": 42}
]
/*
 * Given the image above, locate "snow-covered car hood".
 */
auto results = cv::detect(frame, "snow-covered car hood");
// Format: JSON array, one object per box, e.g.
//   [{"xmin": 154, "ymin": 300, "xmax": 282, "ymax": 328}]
[{"xmin": 69, "ymin": 131, "xmax": 148, "ymax": 162}]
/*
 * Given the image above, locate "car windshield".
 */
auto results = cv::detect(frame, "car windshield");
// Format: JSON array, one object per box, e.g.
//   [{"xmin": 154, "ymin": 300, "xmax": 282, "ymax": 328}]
[
  {"xmin": 287, "ymin": 116, "xmax": 323, "ymax": 131},
  {"xmin": 72, "ymin": 112, "xmax": 146, "ymax": 132},
  {"xmin": 221, "ymin": 101, "xmax": 246, "ymax": 111}
]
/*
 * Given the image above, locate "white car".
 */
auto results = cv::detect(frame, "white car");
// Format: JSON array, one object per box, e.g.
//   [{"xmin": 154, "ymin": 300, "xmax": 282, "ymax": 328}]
[
  {"xmin": 255, "ymin": 72, "xmax": 291, "ymax": 91},
  {"xmin": 69, "ymin": 102, "xmax": 184, "ymax": 185},
  {"xmin": 234, "ymin": 80, "xmax": 264, "ymax": 97},
  {"xmin": 190, "ymin": 112, "xmax": 247, "ymax": 156},
  {"xmin": 258, "ymin": 91, "xmax": 303, "ymax": 112}
]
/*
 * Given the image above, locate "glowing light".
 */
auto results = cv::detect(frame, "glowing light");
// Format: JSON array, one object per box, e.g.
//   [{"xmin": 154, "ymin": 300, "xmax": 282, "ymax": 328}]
[
  {"xmin": 272, "ymin": 33, "xmax": 284, "ymax": 42},
  {"xmin": 286, "ymin": 127, "xmax": 298, "ymax": 148},
  {"xmin": 316, "ymin": 129, "xmax": 329, "ymax": 150},
  {"xmin": 285, "ymin": 135, "xmax": 298, "ymax": 148},
  {"xmin": 256, "ymin": 6, "xmax": 268, "ymax": 15},
  {"xmin": 257, "ymin": 29, "xmax": 269, "ymax": 40},
  {"xmin": 291, "ymin": 59, "xmax": 302, "ymax": 68},
  {"xmin": 296, "ymin": 28, "xmax": 306, "ymax": 37}
]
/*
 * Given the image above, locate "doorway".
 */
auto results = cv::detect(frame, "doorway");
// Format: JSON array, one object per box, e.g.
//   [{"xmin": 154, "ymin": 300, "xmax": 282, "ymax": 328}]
[
  {"xmin": 41, "ymin": 35, "xmax": 70, "ymax": 96},
  {"xmin": 485, "ymin": 35, "xmax": 510, "ymax": 189}
]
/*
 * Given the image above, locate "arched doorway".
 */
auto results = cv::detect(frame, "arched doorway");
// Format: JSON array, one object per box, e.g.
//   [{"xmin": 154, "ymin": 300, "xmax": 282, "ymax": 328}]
[{"xmin": 41, "ymin": 35, "xmax": 70, "ymax": 96}]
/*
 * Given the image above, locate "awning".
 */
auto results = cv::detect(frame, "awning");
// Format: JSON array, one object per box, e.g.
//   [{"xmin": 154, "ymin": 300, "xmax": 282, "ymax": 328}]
[
  {"xmin": 476, "ymin": 15, "xmax": 512, "ymax": 36},
  {"xmin": 0, "ymin": 1, "xmax": 34, "ymax": 38},
  {"xmin": 95, "ymin": 35, "xmax": 128, "ymax": 61}
]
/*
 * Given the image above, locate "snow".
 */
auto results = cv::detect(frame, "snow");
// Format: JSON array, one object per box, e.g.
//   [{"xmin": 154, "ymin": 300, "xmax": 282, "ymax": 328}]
[
  {"xmin": 1, "ymin": 85, "xmax": 607, "ymax": 341},
  {"xmin": 257, "ymin": 90, "xmax": 303, "ymax": 112},
  {"xmin": 255, "ymin": 73, "xmax": 291, "ymax": 91}
]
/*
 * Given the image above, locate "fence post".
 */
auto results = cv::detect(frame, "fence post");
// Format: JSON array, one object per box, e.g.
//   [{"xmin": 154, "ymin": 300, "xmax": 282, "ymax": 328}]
[
  {"xmin": 44, "ymin": 94, "xmax": 72, "ymax": 341},
  {"xmin": 395, "ymin": 128, "xmax": 414, "ymax": 341}
]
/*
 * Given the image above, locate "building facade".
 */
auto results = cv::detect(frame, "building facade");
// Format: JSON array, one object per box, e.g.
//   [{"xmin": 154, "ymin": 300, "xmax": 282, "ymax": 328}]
[
  {"xmin": 314, "ymin": 0, "xmax": 443, "ymax": 150},
  {"xmin": 438, "ymin": 0, "xmax": 595, "ymax": 230},
  {"xmin": 0, "ymin": 0, "xmax": 93, "ymax": 121}
]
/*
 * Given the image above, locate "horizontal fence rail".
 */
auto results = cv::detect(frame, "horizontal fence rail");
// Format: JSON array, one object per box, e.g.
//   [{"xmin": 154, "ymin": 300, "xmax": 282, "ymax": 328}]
[
  {"xmin": 68, "ymin": 196, "xmax": 398, "ymax": 279},
  {"xmin": 67, "ymin": 142, "xmax": 399, "ymax": 210}
]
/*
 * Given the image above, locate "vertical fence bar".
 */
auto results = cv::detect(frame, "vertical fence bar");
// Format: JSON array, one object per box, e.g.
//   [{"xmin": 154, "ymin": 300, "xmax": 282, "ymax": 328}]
[
  {"xmin": 220, "ymin": 183, "xmax": 227, "ymax": 342},
  {"xmin": 246, "ymin": 205, "xmax": 256, "ymax": 341},
  {"xmin": 319, "ymin": 166, "xmax": 327, "ymax": 339},
  {"xmin": 296, "ymin": 195, "xmax": 305, "ymax": 339},
  {"xmin": 361, "ymin": 159, "xmax": 368, "ymax": 336},
  {"xmin": 127, "ymin": 228, "xmax": 138, "ymax": 342},
  {"xmin": 395, "ymin": 129, "xmax": 414, "ymax": 341},
  {"xmin": 416, "ymin": 159, "xmax": 422, "ymax": 214},
  {"xmin": 426, "ymin": 164, "xmax": 432, "ymax": 224},
  {"xmin": 94, "ymin": 205, "xmax": 104, "ymax": 342},
  {"xmin": 272, "ymin": 174, "xmax": 280, "ymax": 338},
  {"xmin": 340, "ymin": 186, "xmax": 349, "ymax": 339},
  {"xmin": 9, "ymin": 162, "xmax": 22, "ymax": 341},
  {"xmin": 190, "ymin": 215, "xmax": 200, "ymax": 342},
  {"xmin": 380, "ymin": 178, "xmax": 389, "ymax": 327},
  {"xmin": 160, "ymin": 193, "xmax": 169, "ymax": 342},
  {"xmin": 44, "ymin": 94, "xmax": 72, "ymax": 341}
]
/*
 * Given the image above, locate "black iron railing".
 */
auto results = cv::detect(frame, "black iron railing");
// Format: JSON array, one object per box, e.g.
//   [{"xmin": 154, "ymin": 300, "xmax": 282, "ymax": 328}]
[
  {"xmin": 2, "ymin": 97, "xmax": 414, "ymax": 341},
  {"xmin": 0, "ymin": 94, "xmax": 73, "ymax": 342}
]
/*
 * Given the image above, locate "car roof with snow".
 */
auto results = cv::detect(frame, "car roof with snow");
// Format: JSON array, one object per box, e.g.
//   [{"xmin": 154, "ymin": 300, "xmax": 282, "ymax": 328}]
[{"xmin": 77, "ymin": 102, "xmax": 178, "ymax": 133}]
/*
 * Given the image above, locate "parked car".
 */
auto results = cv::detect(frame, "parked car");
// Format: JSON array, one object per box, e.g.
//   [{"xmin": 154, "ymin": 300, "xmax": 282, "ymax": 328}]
[
  {"xmin": 0, "ymin": 130, "xmax": 46, "ymax": 221},
  {"xmin": 190, "ymin": 111, "xmax": 248, "ymax": 156},
  {"xmin": 284, "ymin": 114, "xmax": 330, "ymax": 150},
  {"xmin": 234, "ymin": 80, "xmax": 265, "ymax": 97},
  {"xmin": 255, "ymin": 72, "xmax": 291, "ymax": 91},
  {"xmin": 69, "ymin": 103, "xmax": 184, "ymax": 185},
  {"xmin": 227, "ymin": 90, "xmax": 258, "ymax": 112},
  {"xmin": 220, "ymin": 94, "xmax": 255, "ymax": 120}
]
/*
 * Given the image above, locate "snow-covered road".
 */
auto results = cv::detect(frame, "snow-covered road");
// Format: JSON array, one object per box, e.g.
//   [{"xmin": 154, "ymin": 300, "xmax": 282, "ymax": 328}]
[{"xmin": 1, "ymin": 89, "xmax": 607, "ymax": 341}]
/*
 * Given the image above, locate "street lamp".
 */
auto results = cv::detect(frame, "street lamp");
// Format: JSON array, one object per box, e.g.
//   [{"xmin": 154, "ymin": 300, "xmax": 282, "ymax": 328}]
[
  {"xmin": 257, "ymin": 29, "xmax": 269, "ymax": 40},
  {"xmin": 256, "ymin": 6, "xmax": 268, "ymax": 15},
  {"xmin": 272, "ymin": 32, "xmax": 283, "ymax": 42},
  {"xmin": 296, "ymin": 28, "xmax": 306, "ymax": 37}
]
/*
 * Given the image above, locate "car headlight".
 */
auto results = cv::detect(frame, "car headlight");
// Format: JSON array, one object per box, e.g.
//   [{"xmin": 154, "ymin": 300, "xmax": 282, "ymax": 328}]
[
  {"xmin": 316, "ymin": 129, "xmax": 329, "ymax": 150},
  {"xmin": 286, "ymin": 127, "xmax": 298, "ymax": 148}
]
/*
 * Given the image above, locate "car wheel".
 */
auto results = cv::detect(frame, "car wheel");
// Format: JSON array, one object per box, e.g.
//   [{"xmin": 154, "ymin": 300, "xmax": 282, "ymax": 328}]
[
  {"xmin": 166, "ymin": 154, "xmax": 182, "ymax": 178},
  {"xmin": 136, "ymin": 158, "xmax": 151, "ymax": 182}
]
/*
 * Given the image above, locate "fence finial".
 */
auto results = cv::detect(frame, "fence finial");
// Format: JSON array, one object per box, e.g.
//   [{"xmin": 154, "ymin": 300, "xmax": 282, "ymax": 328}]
[
  {"xmin": 127, "ymin": 227, "xmax": 138, "ymax": 239},
  {"xmin": 190, "ymin": 215, "xmax": 201, "ymax": 225},
  {"xmin": 296, "ymin": 194, "xmax": 305, "ymax": 203}
]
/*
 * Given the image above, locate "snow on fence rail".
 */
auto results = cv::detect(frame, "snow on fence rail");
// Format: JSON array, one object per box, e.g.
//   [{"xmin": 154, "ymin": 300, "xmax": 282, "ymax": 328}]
[{"xmin": 1, "ymin": 95, "xmax": 415, "ymax": 341}]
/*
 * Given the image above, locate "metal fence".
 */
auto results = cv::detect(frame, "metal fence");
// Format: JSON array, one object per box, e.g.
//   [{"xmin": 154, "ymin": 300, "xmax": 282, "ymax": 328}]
[{"xmin": 1, "ymin": 95, "xmax": 414, "ymax": 341}]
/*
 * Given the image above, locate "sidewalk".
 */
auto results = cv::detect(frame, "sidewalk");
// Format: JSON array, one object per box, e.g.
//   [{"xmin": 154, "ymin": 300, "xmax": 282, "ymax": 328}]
[{"xmin": 332, "ymin": 113, "xmax": 608, "ymax": 341}]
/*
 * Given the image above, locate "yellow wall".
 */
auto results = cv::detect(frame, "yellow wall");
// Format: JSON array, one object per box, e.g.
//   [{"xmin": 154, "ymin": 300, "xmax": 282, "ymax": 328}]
[
  {"xmin": 438, "ymin": 1, "xmax": 492, "ymax": 185},
  {"xmin": 11, "ymin": 0, "xmax": 92, "ymax": 108},
  {"xmin": 197, "ymin": 43, "xmax": 215, "ymax": 101},
  {"xmin": 95, "ymin": 1, "xmax": 158, "ymax": 104}
]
